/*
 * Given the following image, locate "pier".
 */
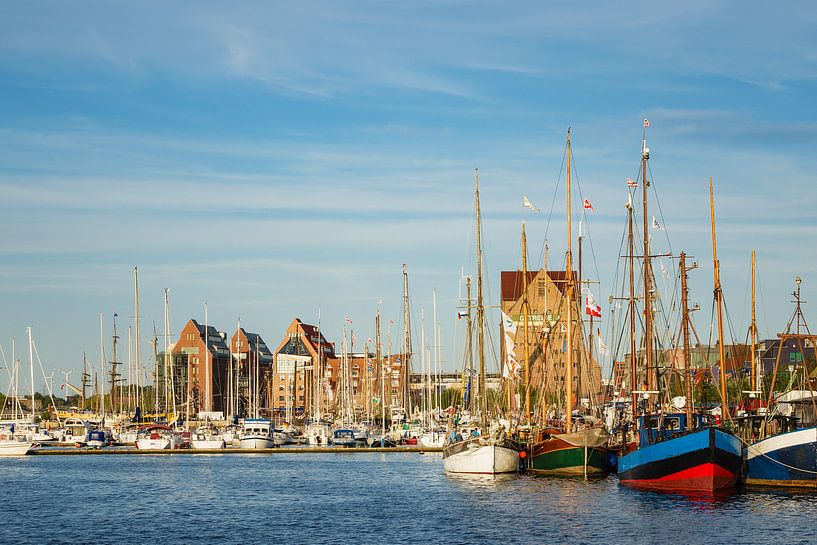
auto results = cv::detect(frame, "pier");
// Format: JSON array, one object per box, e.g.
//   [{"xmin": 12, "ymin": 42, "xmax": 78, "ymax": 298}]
[{"xmin": 30, "ymin": 446, "xmax": 443, "ymax": 455}]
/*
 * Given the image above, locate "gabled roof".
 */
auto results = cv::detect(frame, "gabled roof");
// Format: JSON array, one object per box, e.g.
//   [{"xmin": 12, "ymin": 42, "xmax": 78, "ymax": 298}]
[
  {"xmin": 296, "ymin": 319, "xmax": 335, "ymax": 358},
  {"xmin": 190, "ymin": 319, "xmax": 229, "ymax": 354},
  {"xmin": 237, "ymin": 328, "xmax": 274, "ymax": 363},
  {"xmin": 500, "ymin": 270, "xmax": 575, "ymax": 301}
]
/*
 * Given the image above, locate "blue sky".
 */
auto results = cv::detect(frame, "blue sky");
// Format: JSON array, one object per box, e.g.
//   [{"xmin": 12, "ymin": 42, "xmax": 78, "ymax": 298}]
[{"xmin": 1, "ymin": 2, "xmax": 816, "ymax": 391}]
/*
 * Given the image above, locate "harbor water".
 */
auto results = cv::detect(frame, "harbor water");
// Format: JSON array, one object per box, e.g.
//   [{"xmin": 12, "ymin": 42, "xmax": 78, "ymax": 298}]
[{"xmin": 1, "ymin": 452, "xmax": 814, "ymax": 544}]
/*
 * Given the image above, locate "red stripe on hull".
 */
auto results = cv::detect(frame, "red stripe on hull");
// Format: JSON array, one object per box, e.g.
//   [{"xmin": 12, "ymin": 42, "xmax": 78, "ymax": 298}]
[{"xmin": 620, "ymin": 463, "xmax": 737, "ymax": 492}]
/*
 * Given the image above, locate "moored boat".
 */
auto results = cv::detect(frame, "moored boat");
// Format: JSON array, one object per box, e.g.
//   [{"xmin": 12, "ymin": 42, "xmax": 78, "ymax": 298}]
[
  {"xmin": 529, "ymin": 427, "xmax": 609, "ymax": 476},
  {"xmin": 443, "ymin": 431, "xmax": 521, "ymax": 474},
  {"xmin": 332, "ymin": 428, "xmax": 356, "ymax": 448},
  {"xmin": 239, "ymin": 418, "xmax": 276, "ymax": 449},
  {"xmin": 135, "ymin": 424, "xmax": 182, "ymax": 450},
  {"xmin": 618, "ymin": 414, "xmax": 741, "ymax": 492}
]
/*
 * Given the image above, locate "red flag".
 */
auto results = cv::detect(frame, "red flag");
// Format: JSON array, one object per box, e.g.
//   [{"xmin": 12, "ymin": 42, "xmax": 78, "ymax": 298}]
[
  {"xmin": 643, "ymin": 118, "xmax": 652, "ymax": 128},
  {"xmin": 583, "ymin": 199, "xmax": 594, "ymax": 212},
  {"xmin": 345, "ymin": 315, "xmax": 353, "ymax": 324},
  {"xmin": 585, "ymin": 293, "xmax": 602, "ymax": 318}
]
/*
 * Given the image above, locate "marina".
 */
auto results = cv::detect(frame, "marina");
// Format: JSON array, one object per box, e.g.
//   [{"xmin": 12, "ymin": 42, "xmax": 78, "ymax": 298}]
[{"xmin": 2, "ymin": 2, "xmax": 816, "ymax": 544}]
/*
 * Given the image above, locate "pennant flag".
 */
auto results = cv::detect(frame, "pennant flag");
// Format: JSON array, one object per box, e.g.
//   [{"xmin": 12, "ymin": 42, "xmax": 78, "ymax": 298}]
[
  {"xmin": 583, "ymin": 199, "xmax": 594, "ymax": 212},
  {"xmin": 367, "ymin": 337, "xmax": 374, "ymax": 344},
  {"xmin": 585, "ymin": 292, "xmax": 602, "ymax": 318},
  {"xmin": 626, "ymin": 177, "xmax": 637, "ymax": 188},
  {"xmin": 651, "ymin": 216, "xmax": 663, "ymax": 230},
  {"xmin": 597, "ymin": 329, "xmax": 610, "ymax": 357},
  {"xmin": 457, "ymin": 311, "xmax": 468, "ymax": 320},
  {"xmin": 501, "ymin": 312, "xmax": 517, "ymax": 335},
  {"xmin": 644, "ymin": 118, "xmax": 652, "ymax": 128},
  {"xmin": 345, "ymin": 315, "xmax": 353, "ymax": 324},
  {"xmin": 522, "ymin": 195, "xmax": 540, "ymax": 212}
]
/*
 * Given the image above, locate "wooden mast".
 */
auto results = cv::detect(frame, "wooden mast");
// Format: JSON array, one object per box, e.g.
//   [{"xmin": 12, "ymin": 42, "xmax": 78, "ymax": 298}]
[
  {"xmin": 627, "ymin": 193, "xmax": 638, "ymax": 418},
  {"xmin": 565, "ymin": 130, "xmax": 574, "ymax": 431},
  {"xmin": 402, "ymin": 264, "xmax": 412, "ymax": 417},
  {"xmin": 642, "ymin": 121, "xmax": 654, "ymax": 396},
  {"xmin": 750, "ymin": 250, "xmax": 758, "ymax": 394},
  {"xmin": 522, "ymin": 221, "xmax": 531, "ymax": 424},
  {"xmin": 466, "ymin": 276, "xmax": 474, "ymax": 414},
  {"xmin": 710, "ymin": 177, "xmax": 730, "ymax": 421},
  {"xmin": 475, "ymin": 168, "xmax": 487, "ymax": 429},
  {"xmin": 680, "ymin": 252, "xmax": 694, "ymax": 431}
]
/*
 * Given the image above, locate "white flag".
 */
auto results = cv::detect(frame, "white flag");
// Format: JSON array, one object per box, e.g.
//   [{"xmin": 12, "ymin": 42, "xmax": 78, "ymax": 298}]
[
  {"xmin": 597, "ymin": 329, "xmax": 610, "ymax": 357},
  {"xmin": 501, "ymin": 311, "xmax": 517, "ymax": 336},
  {"xmin": 651, "ymin": 216, "xmax": 663, "ymax": 230},
  {"xmin": 522, "ymin": 195, "xmax": 540, "ymax": 212}
]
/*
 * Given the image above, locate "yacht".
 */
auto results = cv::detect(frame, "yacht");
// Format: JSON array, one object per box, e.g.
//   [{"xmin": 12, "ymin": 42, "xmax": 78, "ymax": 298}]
[
  {"xmin": 239, "ymin": 418, "xmax": 276, "ymax": 449},
  {"xmin": 135, "ymin": 424, "xmax": 182, "ymax": 450}
]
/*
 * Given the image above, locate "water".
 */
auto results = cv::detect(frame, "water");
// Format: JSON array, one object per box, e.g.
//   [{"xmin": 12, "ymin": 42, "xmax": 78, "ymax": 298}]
[{"xmin": 1, "ymin": 452, "xmax": 814, "ymax": 544}]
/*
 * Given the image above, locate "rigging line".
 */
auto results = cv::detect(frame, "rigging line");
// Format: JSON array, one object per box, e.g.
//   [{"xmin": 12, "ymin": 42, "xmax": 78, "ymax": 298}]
[
  {"xmin": 538, "ymin": 139, "xmax": 567, "ymax": 269},
  {"xmin": 570, "ymin": 152, "xmax": 604, "ymax": 296},
  {"xmin": 757, "ymin": 261, "xmax": 770, "ymax": 339}
]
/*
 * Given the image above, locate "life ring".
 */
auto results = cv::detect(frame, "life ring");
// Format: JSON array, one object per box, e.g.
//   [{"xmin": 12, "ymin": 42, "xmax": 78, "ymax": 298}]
[{"xmin": 0, "ymin": 435, "xmax": 7, "ymax": 440}]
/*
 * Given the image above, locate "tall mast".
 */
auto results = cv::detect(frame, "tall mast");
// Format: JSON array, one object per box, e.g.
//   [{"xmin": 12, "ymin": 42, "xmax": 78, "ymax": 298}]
[
  {"xmin": 433, "ymin": 289, "xmax": 438, "ymax": 423},
  {"xmin": 402, "ymin": 264, "xmax": 412, "ymax": 416},
  {"xmin": 81, "ymin": 351, "xmax": 89, "ymax": 411},
  {"xmin": 99, "ymin": 313, "xmax": 106, "ymax": 419},
  {"xmin": 111, "ymin": 313, "xmax": 120, "ymax": 414},
  {"xmin": 710, "ymin": 178, "xmax": 730, "ymax": 421},
  {"xmin": 466, "ymin": 276, "xmax": 474, "ymax": 414},
  {"xmin": 204, "ymin": 302, "xmax": 209, "ymax": 415},
  {"xmin": 163, "ymin": 289, "xmax": 170, "ymax": 418},
  {"xmin": 28, "ymin": 327, "xmax": 34, "ymax": 423},
  {"xmin": 750, "ymin": 250, "xmax": 758, "ymax": 393},
  {"xmin": 521, "ymin": 221, "xmax": 531, "ymax": 424},
  {"xmin": 475, "ymin": 169, "xmax": 487, "ymax": 428},
  {"xmin": 680, "ymin": 252, "xmax": 694, "ymax": 431},
  {"xmin": 377, "ymin": 309, "xmax": 384, "ymax": 435},
  {"xmin": 642, "ymin": 121, "xmax": 654, "ymax": 394},
  {"xmin": 133, "ymin": 267, "xmax": 142, "ymax": 415},
  {"xmin": 565, "ymin": 131, "xmax": 574, "ymax": 431}
]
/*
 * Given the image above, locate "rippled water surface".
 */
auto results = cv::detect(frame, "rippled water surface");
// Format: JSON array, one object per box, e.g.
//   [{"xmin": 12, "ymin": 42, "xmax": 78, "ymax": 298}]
[{"xmin": 1, "ymin": 452, "xmax": 815, "ymax": 544}]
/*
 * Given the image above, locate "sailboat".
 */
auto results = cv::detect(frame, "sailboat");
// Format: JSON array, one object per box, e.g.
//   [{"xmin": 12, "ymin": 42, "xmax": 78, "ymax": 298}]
[
  {"xmin": 528, "ymin": 130, "xmax": 609, "ymax": 477},
  {"xmin": 0, "ymin": 331, "xmax": 35, "ymax": 456},
  {"xmin": 740, "ymin": 276, "xmax": 817, "ymax": 487},
  {"xmin": 443, "ymin": 169, "xmax": 521, "ymax": 475},
  {"xmin": 616, "ymin": 134, "xmax": 741, "ymax": 492}
]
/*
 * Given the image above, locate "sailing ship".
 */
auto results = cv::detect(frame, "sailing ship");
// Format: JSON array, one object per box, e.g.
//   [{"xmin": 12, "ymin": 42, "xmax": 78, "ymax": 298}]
[
  {"xmin": 442, "ymin": 169, "xmax": 521, "ymax": 475},
  {"xmin": 739, "ymin": 276, "xmax": 817, "ymax": 487},
  {"xmin": 528, "ymin": 131, "xmax": 609, "ymax": 477},
  {"xmin": 616, "ymin": 130, "xmax": 741, "ymax": 492}
]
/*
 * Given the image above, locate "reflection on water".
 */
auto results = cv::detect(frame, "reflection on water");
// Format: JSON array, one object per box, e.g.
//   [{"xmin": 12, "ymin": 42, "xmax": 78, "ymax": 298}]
[
  {"xmin": 1, "ymin": 453, "xmax": 816, "ymax": 544},
  {"xmin": 445, "ymin": 472, "xmax": 518, "ymax": 490}
]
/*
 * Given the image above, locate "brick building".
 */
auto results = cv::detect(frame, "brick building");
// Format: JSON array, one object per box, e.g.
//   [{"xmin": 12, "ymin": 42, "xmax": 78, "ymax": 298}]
[
  {"xmin": 229, "ymin": 327, "xmax": 274, "ymax": 417},
  {"xmin": 500, "ymin": 269, "xmax": 604, "ymax": 404},
  {"xmin": 271, "ymin": 319, "xmax": 335, "ymax": 422},
  {"xmin": 171, "ymin": 319, "xmax": 230, "ymax": 415}
]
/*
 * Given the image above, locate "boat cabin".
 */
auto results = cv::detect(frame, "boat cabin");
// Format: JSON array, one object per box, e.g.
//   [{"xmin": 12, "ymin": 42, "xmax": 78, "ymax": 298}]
[{"xmin": 637, "ymin": 413, "xmax": 710, "ymax": 446}]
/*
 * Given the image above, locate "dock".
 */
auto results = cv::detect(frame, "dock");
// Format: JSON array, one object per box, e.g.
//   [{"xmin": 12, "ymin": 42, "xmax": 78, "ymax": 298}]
[{"xmin": 30, "ymin": 446, "xmax": 444, "ymax": 455}]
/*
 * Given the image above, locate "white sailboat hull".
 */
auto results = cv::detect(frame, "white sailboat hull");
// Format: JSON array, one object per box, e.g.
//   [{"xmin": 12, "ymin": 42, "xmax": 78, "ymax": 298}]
[
  {"xmin": 443, "ymin": 440, "xmax": 519, "ymax": 474},
  {"xmin": 0, "ymin": 439, "xmax": 33, "ymax": 456},
  {"xmin": 239, "ymin": 436, "xmax": 276, "ymax": 449},
  {"xmin": 136, "ymin": 436, "xmax": 181, "ymax": 450},
  {"xmin": 191, "ymin": 439, "xmax": 225, "ymax": 449}
]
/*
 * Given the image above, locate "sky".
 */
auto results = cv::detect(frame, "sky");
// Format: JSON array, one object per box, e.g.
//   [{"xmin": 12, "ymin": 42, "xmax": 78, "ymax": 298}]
[{"xmin": 1, "ymin": 1, "xmax": 816, "ymax": 392}]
